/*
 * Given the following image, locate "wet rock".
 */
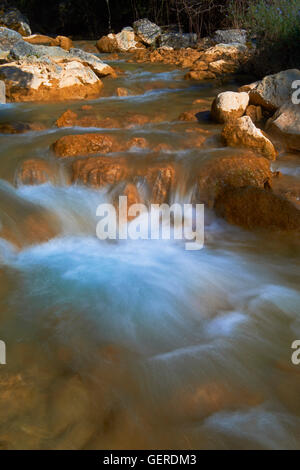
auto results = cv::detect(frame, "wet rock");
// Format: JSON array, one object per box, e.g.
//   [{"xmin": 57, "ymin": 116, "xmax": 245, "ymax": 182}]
[
  {"xmin": 178, "ymin": 111, "xmax": 199, "ymax": 122},
  {"xmin": 211, "ymin": 91, "xmax": 249, "ymax": 123},
  {"xmin": 214, "ymin": 186, "xmax": 300, "ymax": 231},
  {"xmin": 0, "ymin": 7, "xmax": 31, "ymax": 36},
  {"xmin": 213, "ymin": 29, "xmax": 247, "ymax": 45},
  {"xmin": 197, "ymin": 152, "xmax": 272, "ymax": 207},
  {"xmin": 266, "ymin": 103, "xmax": 300, "ymax": 152},
  {"xmin": 249, "ymin": 69, "xmax": 300, "ymax": 111},
  {"xmin": 72, "ymin": 155, "xmax": 129, "ymax": 187},
  {"xmin": 190, "ymin": 60, "xmax": 208, "ymax": 71},
  {"xmin": 133, "ymin": 18, "xmax": 161, "ymax": 46},
  {"xmin": 55, "ymin": 109, "xmax": 119, "ymax": 129},
  {"xmin": 222, "ymin": 116, "xmax": 277, "ymax": 160},
  {"xmin": 0, "ymin": 78, "xmax": 4, "ymax": 103},
  {"xmin": 53, "ymin": 133, "xmax": 121, "ymax": 158},
  {"xmin": 159, "ymin": 32, "xmax": 197, "ymax": 50},
  {"xmin": 238, "ymin": 81, "xmax": 259, "ymax": 93},
  {"xmin": 0, "ymin": 26, "xmax": 22, "ymax": 51},
  {"xmin": 17, "ymin": 158, "xmax": 59, "ymax": 185},
  {"xmin": 0, "ymin": 58, "xmax": 103, "ymax": 102},
  {"xmin": 245, "ymin": 105, "xmax": 263, "ymax": 124},
  {"xmin": 126, "ymin": 137, "xmax": 149, "ymax": 150},
  {"xmin": 68, "ymin": 48, "xmax": 115, "ymax": 77}
]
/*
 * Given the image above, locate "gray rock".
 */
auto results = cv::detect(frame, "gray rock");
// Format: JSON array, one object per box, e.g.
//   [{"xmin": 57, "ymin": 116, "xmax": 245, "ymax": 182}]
[
  {"xmin": 69, "ymin": 48, "xmax": 113, "ymax": 77},
  {"xmin": 133, "ymin": 18, "xmax": 161, "ymax": 46},
  {"xmin": 159, "ymin": 32, "xmax": 197, "ymax": 50},
  {"xmin": 213, "ymin": 29, "xmax": 247, "ymax": 45},
  {"xmin": 10, "ymin": 40, "xmax": 69, "ymax": 60},
  {"xmin": 0, "ymin": 80, "xmax": 5, "ymax": 103},
  {"xmin": 0, "ymin": 7, "xmax": 31, "ymax": 36},
  {"xmin": 0, "ymin": 27, "xmax": 22, "ymax": 52},
  {"xmin": 267, "ymin": 103, "xmax": 300, "ymax": 151}
]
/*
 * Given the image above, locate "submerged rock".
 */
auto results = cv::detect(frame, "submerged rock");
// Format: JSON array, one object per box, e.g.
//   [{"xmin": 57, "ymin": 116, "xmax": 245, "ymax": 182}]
[
  {"xmin": 249, "ymin": 69, "xmax": 300, "ymax": 111},
  {"xmin": 0, "ymin": 7, "xmax": 31, "ymax": 36},
  {"xmin": 215, "ymin": 186, "xmax": 300, "ymax": 232},
  {"xmin": 17, "ymin": 158, "xmax": 60, "ymax": 186},
  {"xmin": 267, "ymin": 103, "xmax": 300, "ymax": 152},
  {"xmin": 211, "ymin": 91, "xmax": 249, "ymax": 123},
  {"xmin": 53, "ymin": 134, "xmax": 121, "ymax": 157},
  {"xmin": 222, "ymin": 116, "xmax": 277, "ymax": 160},
  {"xmin": 0, "ymin": 58, "xmax": 103, "ymax": 102},
  {"xmin": 133, "ymin": 18, "xmax": 161, "ymax": 46}
]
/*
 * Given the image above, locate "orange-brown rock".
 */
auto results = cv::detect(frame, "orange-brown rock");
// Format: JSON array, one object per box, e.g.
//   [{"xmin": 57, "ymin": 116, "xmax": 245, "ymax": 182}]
[
  {"xmin": 23, "ymin": 34, "xmax": 58, "ymax": 47},
  {"xmin": 96, "ymin": 35, "xmax": 119, "ymax": 53},
  {"xmin": 53, "ymin": 133, "xmax": 121, "ymax": 158},
  {"xmin": 245, "ymin": 105, "xmax": 263, "ymax": 124},
  {"xmin": 214, "ymin": 186, "xmax": 300, "ymax": 231},
  {"xmin": 55, "ymin": 35, "xmax": 73, "ymax": 51},
  {"xmin": 197, "ymin": 153, "xmax": 272, "ymax": 207},
  {"xmin": 178, "ymin": 111, "xmax": 199, "ymax": 122},
  {"xmin": 114, "ymin": 183, "xmax": 143, "ymax": 222},
  {"xmin": 222, "ymin": 116, "xmax": 277, "ymax": 160},
  {"xmin": 126, "ymin": 137, "xmax": 149, "ymax": 150},
  {"xmin": 55, "ymin": 110, "xmax": 119, "ymax": 129},
  {"xmin": 0, "ymin": 60, "xmax": 103, "ymax": 102},
  {"xmin": 72, "ymin": 155, "xmax": 129, "ymax": 187},
  {"xmin": 17, "ymin": 158, "xmax": 59, "ymax": 185}
]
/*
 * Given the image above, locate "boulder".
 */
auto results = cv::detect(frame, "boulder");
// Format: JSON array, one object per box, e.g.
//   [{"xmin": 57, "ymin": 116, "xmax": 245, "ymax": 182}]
[
  {"xmin": 184, "ymin": 70, "xmax": 216, "ymax": 81},
  {"xmin": 211, "ymin": 91, "xmax": 249, "ymax": 123},
  {"xmin": 133, "ymin": 18, "xmax": 161, "ymax": 46},
  {"xmin": 0, "ymin": 26, "xmax": 22, "ymax": 51},
  {"xmin": 245, "ymin": 105, "xmax": 263, "ymax": 124},
  {"xmin": 0, "ymin": 58, "xmax": 103, "ymax": 102},
  {"xmin": 213, "ymin": 29, "xmax": 247, "ymax": 45},
  {"xmin": 0, "ymin": 79, "xmax": 5, "ymax": 103},
  {"xmin": 249, "ymin": 69, "xmax": 300, "ymax": 111},
  {"xmin": 197, "ymin": 153, "xmax": 272, "ymax": 207},
  {"xmin": 214, "ymin": 186, "xmax": 300, "ymax": 231},
  {"xmin": 267, "ymin": 103, "xmax": 300, "ymax": 151},
  {"xmin": 96, "ymin": 28, "xmax": 140, "ymax": 53},
  {"xmin": 159, "ymin": 32, "xmax": 197, "ymax": 50},
  {"xmin": 0, "ymin": 7, "xmax": 31, "ymax": 36},
  {"xmin": 68, "ymin": 48, "xmax": 115, "ymax": 77},
  {"xmin": 17, "ymin": 158, "xmax": 60, "ymax": 186},
  {"xmin": 222, "ymin": 116, "xmax": 277, "ymax": 160}
]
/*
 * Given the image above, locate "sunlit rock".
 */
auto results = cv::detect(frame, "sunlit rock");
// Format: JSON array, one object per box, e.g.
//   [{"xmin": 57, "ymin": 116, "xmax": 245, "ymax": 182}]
[
  {"xmin": 0, "ymin": 58, "xmax": 103, "ymax": 102},
  {"xmin": 222, "ymin": 115, "xmax": 277, "ymax": 160},
  {"xmin": 133, "ymin": 18, "xmax": 161, "ymax": 46},
  {"xmin": 211, "ymin": 91, "xmax": 249, "ymax": 123}
]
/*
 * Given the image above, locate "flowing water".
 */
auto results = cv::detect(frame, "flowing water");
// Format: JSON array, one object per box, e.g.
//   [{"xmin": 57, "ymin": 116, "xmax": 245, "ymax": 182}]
[{"xmin": 0, "ymin": 49, "xmax": 300, "ymax": 450}]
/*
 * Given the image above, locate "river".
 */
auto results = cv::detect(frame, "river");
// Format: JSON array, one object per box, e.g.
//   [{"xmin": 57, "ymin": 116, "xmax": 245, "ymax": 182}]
[{"xmin": 0, "ymin": 49, "xmax": 299, "ymax": 450}]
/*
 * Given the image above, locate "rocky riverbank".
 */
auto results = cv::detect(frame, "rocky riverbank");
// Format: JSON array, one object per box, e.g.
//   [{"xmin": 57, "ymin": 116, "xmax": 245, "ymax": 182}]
[{"xmin": 0, "ymin": 10, "xmax": 299, "ymax": 239}]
